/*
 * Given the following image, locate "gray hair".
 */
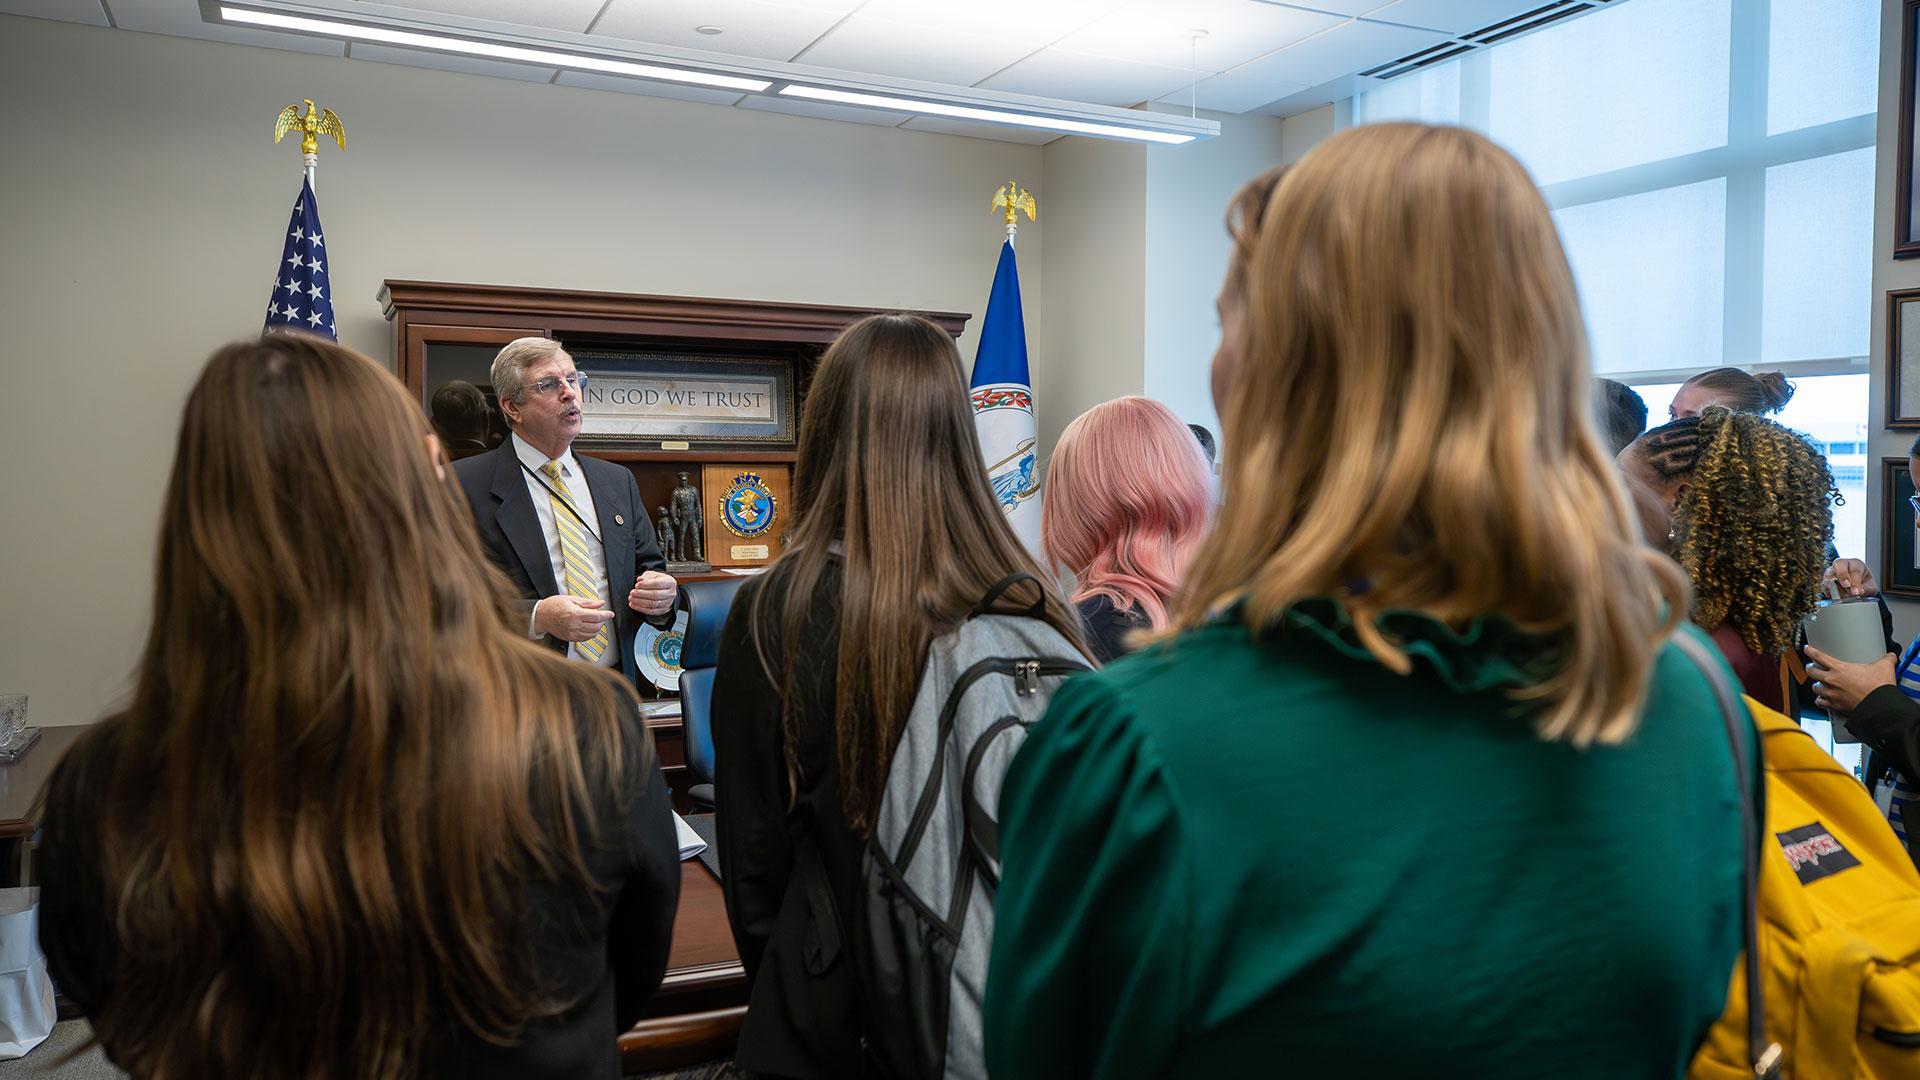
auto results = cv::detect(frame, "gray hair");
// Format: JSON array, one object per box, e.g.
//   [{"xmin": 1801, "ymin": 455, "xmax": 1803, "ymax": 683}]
[{"xmin": 490, "ymin": 337, "xmax": 564, "ymax": 413}]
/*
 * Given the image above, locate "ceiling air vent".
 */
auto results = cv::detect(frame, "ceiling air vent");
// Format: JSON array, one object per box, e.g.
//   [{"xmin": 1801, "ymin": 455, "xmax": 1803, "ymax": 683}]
[{"xmin": 1361, "ymin": 0, "xmax": 1617, "ymax": 83}]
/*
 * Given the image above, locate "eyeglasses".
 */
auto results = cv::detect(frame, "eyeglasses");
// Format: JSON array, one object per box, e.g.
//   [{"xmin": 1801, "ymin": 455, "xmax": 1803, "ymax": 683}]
[
  {"xmin": 529, "ymin": 373, "xmax": 588, "ymax": 397},
  {"xmin": 1909, "ymin": 494, "xmax": 1920, "ymax": 514}
]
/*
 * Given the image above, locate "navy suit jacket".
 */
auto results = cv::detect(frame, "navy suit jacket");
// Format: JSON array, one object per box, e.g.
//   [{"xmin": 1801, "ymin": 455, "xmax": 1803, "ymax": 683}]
[{"xmin": 453, "ymin": 440, "xmax": 674, "ymax": 689}]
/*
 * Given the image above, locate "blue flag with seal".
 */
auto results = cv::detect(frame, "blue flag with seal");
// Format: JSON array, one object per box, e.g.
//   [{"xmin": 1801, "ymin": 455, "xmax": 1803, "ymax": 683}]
[
  {"xmin": 970, "ymin": 239, "xmax": 1042, "ymax": 553},
  {"xmin": 262, "ymin": 178, "xmax": 335, "ymax": 340}
]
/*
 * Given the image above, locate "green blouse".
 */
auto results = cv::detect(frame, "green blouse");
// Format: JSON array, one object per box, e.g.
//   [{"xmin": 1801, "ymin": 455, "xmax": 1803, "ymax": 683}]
[{"xmin": 984, "ymin": 600, "xmax": 1749, "ymax": 1079}]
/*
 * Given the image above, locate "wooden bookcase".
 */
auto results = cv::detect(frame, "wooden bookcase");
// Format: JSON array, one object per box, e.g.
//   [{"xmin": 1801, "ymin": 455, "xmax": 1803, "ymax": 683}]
[{"xmin": 380, "ymin": 281, "xmax": 970, "ymax": 800}]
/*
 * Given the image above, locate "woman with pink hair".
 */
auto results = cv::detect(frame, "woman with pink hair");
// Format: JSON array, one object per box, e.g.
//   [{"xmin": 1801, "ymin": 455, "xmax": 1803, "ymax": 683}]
[{"xmin": 1042, "ymin": 395, "xmax": 1214, "ymax": 662}]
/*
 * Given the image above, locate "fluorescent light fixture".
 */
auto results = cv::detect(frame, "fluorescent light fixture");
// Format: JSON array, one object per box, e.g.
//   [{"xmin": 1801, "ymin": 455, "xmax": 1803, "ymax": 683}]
[
  {"xmin": 219, "ymin": 6, "xmax": 771, "ymax": 92},
  {"xmin": 780, "ymin": 85, "xmax": 1197, "ymax": 144}
]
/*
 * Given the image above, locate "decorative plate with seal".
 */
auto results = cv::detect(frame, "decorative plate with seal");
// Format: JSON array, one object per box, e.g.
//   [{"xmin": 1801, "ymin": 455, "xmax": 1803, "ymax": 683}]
[
  {"xmin": 720, "ymin": 472, "xmax": 778, "ymax": 538},
  {"xmin": 635, "ymin": 609, "xmax": 690, "ymax": 691}
]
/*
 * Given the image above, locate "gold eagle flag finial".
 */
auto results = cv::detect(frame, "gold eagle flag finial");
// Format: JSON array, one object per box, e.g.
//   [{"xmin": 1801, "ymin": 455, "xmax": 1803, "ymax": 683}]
[
  {"xmin": 273, "ymin": 99, "xmax": 346, "ymax": 156},
  {"xmin": 992, "ymin": 181, "xmax": 1037, "ymax": 228}
]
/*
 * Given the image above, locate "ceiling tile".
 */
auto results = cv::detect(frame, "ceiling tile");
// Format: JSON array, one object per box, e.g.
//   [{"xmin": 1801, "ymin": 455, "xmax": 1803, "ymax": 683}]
[
  {"xmin": 0, "ymin": 0, "xmax": 106, "ymax": 26},
  {"xmin": 978, "ymin": 48, "xmax": 1195, "ymax": 107},
  {"xmin": 852, "ymin": 0, "xmax": 1127, "ymax": 49},
  {"xmin": 1051, "ymin": 0, "xmax": 1346, "ymax": 72},
  {"xmin": 112, "ymin": 4, "xmax": 346, "ymax": 56},
  {"xmin": 1155, "ymin": 73, "xmax": 1311, "ymax": 115},
  {"xmin": 1247, "ymin": 77, "xmax": 1365, "ymax": 117},
  {"xmin": 796, "ymin": 16, "xmax": 1038, "ymax": 86},
  {"xmin": 347, "ymin": 41, "xmax": 556, "ymax": 82},
  {"xmin": 735, "ymin": 93, "xmax": 916, "ymax": 128},
  {"xmin": 552, "ymin": 70, "xmax": 748, "ymax": 106},
  {"xmin": 592, "ymin": 0, "xmax": 860, "ymax": 62},
  {"xmin": 898, "ymin": 115, "xmax": 1062, "ymax": 145},
  {"xmin": 353, "ymin": 0, "xmax": 608, "ymax": 34},
  {"xmin": 1363, "ymin": 0, "xmax": 1540, "ymax": 35},
  {"xmin": 1226, "ymin": 16, "xmax": 1452, "ymax": 88},
  {"xmin": 1254, "ymin": 0, "xmax": 1402, "ymax": 15}
]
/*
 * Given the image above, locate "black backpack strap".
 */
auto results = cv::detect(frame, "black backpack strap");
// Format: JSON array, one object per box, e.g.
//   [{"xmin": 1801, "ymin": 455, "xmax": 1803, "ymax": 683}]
[
  {"xmin": 960, "ymin": 716, "xmax": 1029, "ymax": 897},
  {"xmin": 971, "ymin": 573, "xmax": 1046, "ymax": 620},
  {"xmin": 1670, "ymin": 631, "xmax": 1782, "ymax": 1079}
]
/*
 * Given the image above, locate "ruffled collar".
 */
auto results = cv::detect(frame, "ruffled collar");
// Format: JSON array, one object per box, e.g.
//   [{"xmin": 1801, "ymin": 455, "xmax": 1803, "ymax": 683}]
[{"xmin": 1256, "ymin": 596, "xmax": 1565, "ymax": 695}]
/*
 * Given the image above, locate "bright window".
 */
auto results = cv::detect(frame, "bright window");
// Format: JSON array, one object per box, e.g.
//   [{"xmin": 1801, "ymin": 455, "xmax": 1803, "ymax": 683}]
[{"xmin": 1357, "ymin": 0, "xmax": 1877, "ymax": 382}]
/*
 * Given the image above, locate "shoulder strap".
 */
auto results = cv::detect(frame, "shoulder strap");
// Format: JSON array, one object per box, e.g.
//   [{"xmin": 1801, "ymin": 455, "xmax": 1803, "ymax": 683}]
[
  {"xmin": 971, "ymin": 572, "xmax": 1046, "ymax": 620},
  {"xmin": 1669, "ymin": 630, "xmax": 1783, "ymax": 1080}
]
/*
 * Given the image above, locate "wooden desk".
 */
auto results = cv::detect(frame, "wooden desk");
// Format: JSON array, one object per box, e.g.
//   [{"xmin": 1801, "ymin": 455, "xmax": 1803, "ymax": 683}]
[
  {"xmin": 621, "ymin": 858, "xmax": 749, "ymax": 1073},
  {"xmin": 0, "ymin": 725, "xmax": 86, "ymax": 839}
]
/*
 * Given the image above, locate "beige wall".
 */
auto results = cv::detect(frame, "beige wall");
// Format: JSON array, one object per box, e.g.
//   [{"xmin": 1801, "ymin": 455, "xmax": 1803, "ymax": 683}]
[
  {"xmin": 0, "ymin": 14, "xmax": 1046, "ymax": 726},
  {"xmin": 1035, "ymin": 134, "xmax": 1147, "ymax": 460},
  {"xmin": 1143, "ymin": 108, "xmax": 1289, "ymax": 438},
  {"xmin": 1871, "ymin": 0, "xmax": 1919, "ymax": 644}
]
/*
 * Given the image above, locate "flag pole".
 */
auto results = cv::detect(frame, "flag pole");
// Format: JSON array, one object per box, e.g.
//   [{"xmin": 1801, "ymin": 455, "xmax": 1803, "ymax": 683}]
[{"xmin": 305, "ymin": 151, "xmax": 317, "ymax": 194}]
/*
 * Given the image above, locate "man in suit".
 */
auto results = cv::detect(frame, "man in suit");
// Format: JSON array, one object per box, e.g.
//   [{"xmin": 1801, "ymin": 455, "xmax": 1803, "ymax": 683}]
[{"xmin": 453, "ymin": 337, "xmax": 679, "ymax": 688}]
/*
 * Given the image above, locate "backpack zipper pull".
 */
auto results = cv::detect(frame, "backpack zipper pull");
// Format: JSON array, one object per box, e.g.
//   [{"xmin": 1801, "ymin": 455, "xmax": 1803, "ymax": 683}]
[{"xmin": 1015, "ymin": 660, "xmax": 1040, "ymax": 696}]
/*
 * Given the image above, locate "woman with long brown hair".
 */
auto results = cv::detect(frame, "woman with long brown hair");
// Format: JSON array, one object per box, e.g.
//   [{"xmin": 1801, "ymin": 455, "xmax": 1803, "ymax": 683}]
[
  {"xmin": 710, "ymin": 313, "xmax": 1087, "ymax": 1078},
  {"xmin": 36, "ymin": 334, "xmax": 679, "ymax": 1079},
  {"xmin": 984, "ymin": 125, "xmax": 1751, "ymax": 1077}
]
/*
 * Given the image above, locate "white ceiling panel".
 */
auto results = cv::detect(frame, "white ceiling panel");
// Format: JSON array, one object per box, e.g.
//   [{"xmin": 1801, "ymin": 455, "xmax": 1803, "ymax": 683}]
[
  {"xmin": 357, "ymin": 0, "xmax": 607, "ymax": 34},
  {"xmin": 592, "ymin": 0, "xmax": 861, "ymax": 62},
  {"xmin": 898, "ymin": 115, "xmax": 1062, "ymax": 145},
  {"xmin": 979, "ymin": 48, "xmax": 1194, "ymax": 107},
  {"xmin": 346, "ymin": 41, "xmax": 556, "ymax": 82},
  {"xmin": 852, "ymin": 0, "xmax": 1128, "ymax": 49},
  {"xmin": 1051, "ymin": 0, "xmax": 1346, "ymax": 72},
  {"xmin": 797, "ymin": 16, "xmax": 1039, "ymax": 87},
  {"xmin": 1226, "ymin": 16, "xmax": 1452, "ymax": 89},
  {"xmin": 1258, "ymin": 0, "xmax": 1403, "ymax": 15},
  {"xmin": 735, "ymin": 93, "xmax": 916, "ymax": 128},
  {"xmin": 1156, "ymin": 72, "xmax": 1311, "ymax": 115},
  {"xmin": 1363, "ymin": 0, "xmax": 1542, "ymax": 35},
  {"xmin": 110, "ymin": 3, "xmax": 346, "ymax": 55},
  {"xmin": 552, "ymin": 70, "xmax": 747, "ymax": 106},
  {"xmin": 1249, "ymin": 76, "xmax": 1366, "ymax": 117},
  {"xmin": 0, "ymin": 0, "xmax": 106, "ymax": 26}
]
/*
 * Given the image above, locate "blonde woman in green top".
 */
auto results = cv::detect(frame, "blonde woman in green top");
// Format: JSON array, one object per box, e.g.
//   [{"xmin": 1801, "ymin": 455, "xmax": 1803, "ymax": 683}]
[{"xmin": 984, "ymin": 124, "xmax": 1752, "ymax": 1079}]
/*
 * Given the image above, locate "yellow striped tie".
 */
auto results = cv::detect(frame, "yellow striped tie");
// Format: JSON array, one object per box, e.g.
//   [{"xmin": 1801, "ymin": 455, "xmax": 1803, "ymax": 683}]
[{"xmin": 542, "ymin": 461, "xmax": 611, "ymax": 663}]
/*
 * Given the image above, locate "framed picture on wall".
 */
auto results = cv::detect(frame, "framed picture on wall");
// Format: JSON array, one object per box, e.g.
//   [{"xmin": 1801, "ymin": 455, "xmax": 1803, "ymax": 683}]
[
  {"xmin": 1898, "ymin": 0, "xmax": 1920, "ymax": 258},
  {"xmin": 1888, "ymin": 289, "xmax": 1920, "ymax": 427},
  {"xmin": 1882, "ymin": 457, "xmax": 1920, "ymax": 599}
]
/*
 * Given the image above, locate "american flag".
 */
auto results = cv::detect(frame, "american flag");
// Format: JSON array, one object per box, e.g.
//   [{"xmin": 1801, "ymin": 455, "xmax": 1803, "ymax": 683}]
[{"xmin": 262, "ymin": 178, "xmax": 335, "ymax": 339}]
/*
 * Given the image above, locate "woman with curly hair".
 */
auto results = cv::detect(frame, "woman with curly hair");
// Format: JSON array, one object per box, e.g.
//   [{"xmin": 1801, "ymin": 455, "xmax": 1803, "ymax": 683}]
[{"xmin": 1620, "ymin": 406, "xmax": 1839, "ymax": 711}]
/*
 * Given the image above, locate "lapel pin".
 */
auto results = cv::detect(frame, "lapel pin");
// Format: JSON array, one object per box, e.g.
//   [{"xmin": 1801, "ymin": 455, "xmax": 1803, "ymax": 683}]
[{"xmin": 614, "ymin": 514, "xmax": 624, "ymax": 525}]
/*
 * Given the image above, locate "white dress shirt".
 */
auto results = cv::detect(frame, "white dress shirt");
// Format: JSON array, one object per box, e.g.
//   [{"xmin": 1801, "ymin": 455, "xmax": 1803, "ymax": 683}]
[{"xmin": 512, "ymin": 433, "xmax": 617, "ymax": 668}]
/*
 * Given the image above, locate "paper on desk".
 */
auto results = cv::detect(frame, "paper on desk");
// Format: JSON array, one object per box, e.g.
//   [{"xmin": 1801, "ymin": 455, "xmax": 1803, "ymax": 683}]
[{"xmin": 673, "ymin": 811, "xmax": 707, "ymax": 862}]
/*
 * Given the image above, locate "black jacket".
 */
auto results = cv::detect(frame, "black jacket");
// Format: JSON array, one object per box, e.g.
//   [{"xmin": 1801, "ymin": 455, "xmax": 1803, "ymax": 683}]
[
  {"xmin": 452, "ymin": 439, "xmax": 675, "ymax": 688},
  {"xmin": 711, "ymin": 560, "xmax": 871, "ymax": 1079},
  {"xmin": 37, "ymin": 682, "xmax": 682, "ymax": 1079},
  {"xmin": 1077, "ymin": 593, "xmax": 1149, "ymax": 664}
]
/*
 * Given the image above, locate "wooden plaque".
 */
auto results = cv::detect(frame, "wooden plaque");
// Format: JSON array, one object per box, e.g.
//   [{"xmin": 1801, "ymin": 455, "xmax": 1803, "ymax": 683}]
[{"xmin": 700, "ymin": 464, "xmax": 791, "ymax": 567}]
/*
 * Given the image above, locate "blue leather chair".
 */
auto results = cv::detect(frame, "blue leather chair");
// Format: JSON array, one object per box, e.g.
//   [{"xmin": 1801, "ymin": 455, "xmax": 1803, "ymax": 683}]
[{"xmin": 677, "ymin": 576, "xmax": 748, "ymax": 811}]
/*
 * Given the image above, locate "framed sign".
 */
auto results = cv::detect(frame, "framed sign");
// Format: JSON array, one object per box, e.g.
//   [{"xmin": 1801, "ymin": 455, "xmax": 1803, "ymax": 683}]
[
  {"xmin": 1891, "ymin": 289, "xmax": 1920, "ymax": 428},
  {"xmin": 1882, "ymin": 457, "xmax": 1920, "ymax": 599},
  {"xmin": 566, "ymin": 348, "xmax": 795, "ymax": 449},
  {"xmin": 1898, "ymin": 0, "xmax": 1920, "ymax": 259}
]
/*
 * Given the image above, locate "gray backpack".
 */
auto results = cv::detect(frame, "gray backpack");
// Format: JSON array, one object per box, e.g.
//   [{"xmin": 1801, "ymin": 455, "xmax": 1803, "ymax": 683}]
[{"xmin": 852, "ymin": 574, "xmax": 1090, "ymax": 1080}]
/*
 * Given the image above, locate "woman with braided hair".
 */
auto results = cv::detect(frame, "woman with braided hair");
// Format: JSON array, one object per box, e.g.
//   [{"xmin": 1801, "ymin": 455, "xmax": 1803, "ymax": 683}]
[{"xmin": 1620, "ymin": 406, "xmax": 1840, "ymax": 711}]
